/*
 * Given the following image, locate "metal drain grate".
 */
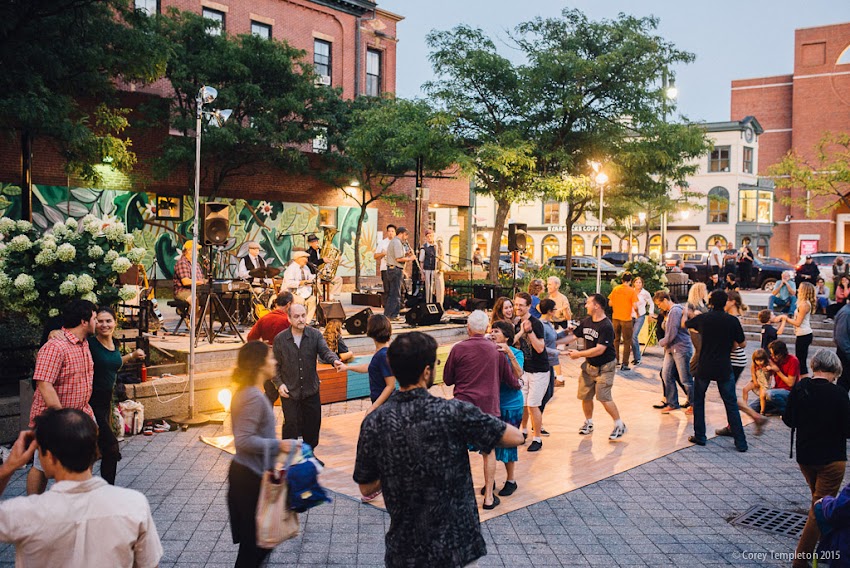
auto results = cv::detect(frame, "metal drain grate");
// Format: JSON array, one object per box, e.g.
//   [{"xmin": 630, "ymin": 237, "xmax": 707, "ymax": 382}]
[{"xmin": 730, "ymin": 506, "xmax": 807, "ymax": 538}]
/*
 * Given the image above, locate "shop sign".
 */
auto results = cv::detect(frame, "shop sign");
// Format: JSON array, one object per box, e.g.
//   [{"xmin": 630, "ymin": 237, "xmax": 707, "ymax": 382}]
[
  {"xmin": 547, "ymin": 224, "xmax": 604, "ymax": 233},
  {"xmin": 799, "ymin": 239, "xmax": 819, "ymax": 256}
]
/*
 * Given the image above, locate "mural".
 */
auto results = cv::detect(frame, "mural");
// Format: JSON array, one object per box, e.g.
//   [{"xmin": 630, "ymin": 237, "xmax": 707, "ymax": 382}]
[{"xmin": 0, "ymin": 184, "xmax": 378, "ymax": 279}]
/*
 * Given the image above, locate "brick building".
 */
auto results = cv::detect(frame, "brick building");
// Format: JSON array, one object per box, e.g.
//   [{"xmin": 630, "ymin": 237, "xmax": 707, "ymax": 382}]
[
  {"xmin": 731, "ymin": 21, "xmax": 850, "ymax": 261},
  {"xmin": 0, "ymin": 0, "xmax": 470, "ymax": 282}
]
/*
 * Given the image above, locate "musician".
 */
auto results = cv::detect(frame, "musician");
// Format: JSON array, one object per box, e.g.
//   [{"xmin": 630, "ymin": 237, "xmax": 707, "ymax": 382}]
[
  {"xmin": 307, "ymin": 234, "xmax": 342, "ymax": 300},
  {"xmin": 419, "ymin": 229, "xmax": 437, "ymax": 303},
  {"xmin": 282, "ymin": 251, "xmax": 317, "ymax": 323},
  {"xmin": 172, "ymin": 240, "xmax": 207, "ymax": 309},
  {"xmin": 236, "ymin": 241, "xmax": 272, "ymax": 289},
  {"xmin": 247, "ymin": 291, "xmax": 292, "ymax": 345},
  {"xmin": 373, "ymin": 224, "xmax": 397, "ymax": 308},
  {"xmin": 384, "ymin": 226, "xmax": 415, "ymax": 321}
]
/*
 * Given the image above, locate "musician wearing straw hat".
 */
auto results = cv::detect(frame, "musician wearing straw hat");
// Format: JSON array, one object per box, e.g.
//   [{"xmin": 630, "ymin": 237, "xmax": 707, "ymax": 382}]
[
  {"xmin": 172, "ymin": 240, "xmax": 207, "ymax": 309},
  {"xmin": 283, "ymin": 251, "xmax": 317, "ymax": 323}
]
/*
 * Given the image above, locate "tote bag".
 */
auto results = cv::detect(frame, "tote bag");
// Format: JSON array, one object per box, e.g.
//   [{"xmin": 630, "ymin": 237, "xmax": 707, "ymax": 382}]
[{"xmin": 256, "ymin": 441, "xmax": 300, "ymax": 548}]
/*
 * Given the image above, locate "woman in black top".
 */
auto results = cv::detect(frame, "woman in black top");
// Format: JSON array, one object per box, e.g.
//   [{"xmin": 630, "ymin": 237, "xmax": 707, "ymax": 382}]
[{"xmin": 783, "ymin": 349, "xmax": 850, "ymax": 568}]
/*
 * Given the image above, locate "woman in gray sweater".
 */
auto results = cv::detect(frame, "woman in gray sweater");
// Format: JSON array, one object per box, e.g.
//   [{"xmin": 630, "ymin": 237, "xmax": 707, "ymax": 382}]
[{"xmin": 228, "ymin": 341, "xmax": 299, "ymax": 567}]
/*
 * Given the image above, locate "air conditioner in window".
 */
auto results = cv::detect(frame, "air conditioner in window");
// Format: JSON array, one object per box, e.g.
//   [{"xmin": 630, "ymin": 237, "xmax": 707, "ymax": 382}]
[{"xmin": 315, "ymin": 75, "xmax": 331, "ymax": 86}]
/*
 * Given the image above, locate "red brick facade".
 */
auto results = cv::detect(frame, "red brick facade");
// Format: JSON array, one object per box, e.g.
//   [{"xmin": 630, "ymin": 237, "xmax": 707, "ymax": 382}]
[{"xmin": 731, "ymin": 22, "xmax": 850, "ymax": 261}]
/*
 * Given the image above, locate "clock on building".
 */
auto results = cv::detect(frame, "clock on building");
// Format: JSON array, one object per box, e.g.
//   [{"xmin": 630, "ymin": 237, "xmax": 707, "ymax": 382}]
[{"xmin": 744, "ymin": 126, "xmax": 755, "ymax": 143}]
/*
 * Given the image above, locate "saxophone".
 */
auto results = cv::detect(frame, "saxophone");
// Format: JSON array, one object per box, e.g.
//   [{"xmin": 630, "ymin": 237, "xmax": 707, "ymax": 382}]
[{"xmin": 317, "ymin": 225, "xmax": 341, "ymax": 283}]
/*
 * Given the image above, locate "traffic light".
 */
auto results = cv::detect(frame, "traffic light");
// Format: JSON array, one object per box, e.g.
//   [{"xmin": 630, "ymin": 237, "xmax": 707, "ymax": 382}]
[{"xmin": 508, "ymin": 223, "xmax": 528, "ymax": 252}]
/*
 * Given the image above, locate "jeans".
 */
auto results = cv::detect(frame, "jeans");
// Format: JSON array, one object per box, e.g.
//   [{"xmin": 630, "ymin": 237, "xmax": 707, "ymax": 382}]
[
  {"xmin": 768, "ymin": 294, "xmax": 797, "ymax": 314},
  {"xmin": 692, "ymin": 372, "xmax": 747, "ymax": 450},
  {"xmin": 280, "ymin": 393, "xmax": 322, "ymax": 449},
  {"xmin": 662, "ymin": 348, "xmax": 694, "ymax": 408},
  {"xmin": 632, "ymin": 315, "xmax": 646, "ymax": 362},
  {"xmin": 384, "ymin": 267, "xmax": 403, "ymax": 318},
  {"xmin": 90, "ymin": 388, "xmax": 121, "ymax": 485},
  {"xmin": 795, "ymin": 462, "xmax": 847, "ymax": 568},
  {"xmin": 797, "ymin": 333, "xmax": 813, "ymax": 375},
  {"xmin": 612, "ymin": 318, "xmax": 633, "ymax": 365},
  {"xmin": 749, "ymin": 388, "xmax": 790, "ymax": 415}
]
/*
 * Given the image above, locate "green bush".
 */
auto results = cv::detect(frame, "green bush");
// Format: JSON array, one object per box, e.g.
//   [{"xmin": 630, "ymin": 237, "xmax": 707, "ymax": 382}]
[{"xmin": 613, "ymin": 259, "xmax": 666, "ymax": 294}]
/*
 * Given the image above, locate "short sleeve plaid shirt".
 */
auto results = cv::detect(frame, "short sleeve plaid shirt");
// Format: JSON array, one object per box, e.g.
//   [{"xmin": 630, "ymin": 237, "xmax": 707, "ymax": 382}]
[
  {"xmin": 29, "ymin": 329, "xmax": 95, "ymax": 427},
  {"xmin": 172, "ymin": 255, "xmax": 203, "ymax": 295}
]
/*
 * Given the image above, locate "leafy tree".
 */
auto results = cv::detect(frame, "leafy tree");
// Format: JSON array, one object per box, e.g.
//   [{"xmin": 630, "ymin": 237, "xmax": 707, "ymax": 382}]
[
  {"xmin": 152, "ymin": 10, "xmax": 334, "ymax": 197},
  {"xmin": 769, "ymin": 132, "xmax": 850, "ymax": 215},
  {"xmin": 321, "ymin": 97, "xmax": 458, "ymax": 288},
  {"xmin": 425, "ymin": 26, "xmax": 539, "ymax": 281},
  {"xmin": 0, "ymin": 0, "xmax": 168, "ymax": 218}
]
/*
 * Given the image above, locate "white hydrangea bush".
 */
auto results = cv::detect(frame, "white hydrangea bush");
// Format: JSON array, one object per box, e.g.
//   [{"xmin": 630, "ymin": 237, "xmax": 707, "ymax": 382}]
[{"xmin": 0, "ymin": 214, "xmax": 141, "ymax": 323}]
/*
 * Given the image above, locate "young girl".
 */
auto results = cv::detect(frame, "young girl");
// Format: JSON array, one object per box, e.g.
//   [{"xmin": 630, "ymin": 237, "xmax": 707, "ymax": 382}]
[
  {"xmin": 742, "ymin": 349, "xmax": 773, "ymax": 415},
  {"xmin": 779, "ymin": 282, "xmax": 815, "ymax": 377}
]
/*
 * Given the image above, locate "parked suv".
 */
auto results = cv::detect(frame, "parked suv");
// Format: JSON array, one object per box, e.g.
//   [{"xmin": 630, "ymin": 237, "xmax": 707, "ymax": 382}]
[
  {"xmin": 797, "ymin": 252, "xmax": 849, "ymax": 283},
  {"xmin": 663, "ymin": 250, "xmax": 793, "ymax": 290},
  {"xmin": 548, "ymin": 255, "xmax": 622, "ymax": 280}
]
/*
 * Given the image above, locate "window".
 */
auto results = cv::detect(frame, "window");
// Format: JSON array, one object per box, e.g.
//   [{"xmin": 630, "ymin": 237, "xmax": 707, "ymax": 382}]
[
  {"xmin": 500, "ymin": 234, "xmax": 508, "ymax": 248},
  {"xmin": 449, "ymin": 207, "xmax": 458, "ymax": 226},
  {"xmin": 707, "ymin": 186, "xmax": 729, "ymax": 224},
  {"xmin": 542, "ymin": 235, "xmax": 559, "ymax": 264},
  {"xmin": 542, "ymin": 200, "xmax": 559, "ymax": 224},
  {"xmin": 202, "ymin": 8, "xmax": 225, "ymax": 35},
  {"xmin": 366, "ymin": 49, "xmax": 382, "ymax": 97},
  {"xmin": 571, "ymin": 235, "xmax": 585, "ymax": 256},
  {"xmin": 135, "ymin": 0, "xmax": 158, "ymax": 15},
  {"xmin": 739, "ymin": 189, "xmax": 773, "ymax": 223},
  {"xmin": 709, "ymin": 146, "xmax": 731, "ymax": 172},
  {"xmin": 314, "ymin": 40, "xmax": 331, "ymax": 84},
  {"xmin": 592, "ymin": 235, "xmax": 612, "ymax": 256},
  {"xmin": 676, "ymin": 235, "xmax": 697, "ymax": 251},
  {"xmin": 707, "ymin": 235, "xmax": 727, "ymax": 249},
  {"xmin": 620, "ymin": 237, "xmax": 639, "ymax": 253},
  {"xmin": 251, "ymin": 21, "xmax": 271, "ymax": 40},
  {"xmin": 428, "ymin": 211, "xmax": 436, "ymax": 230},
  {"xmin": 312, "ymin": 126, "xmax": 328, "ymax": 153},
  {"xmin": 449, "ymin": 235, "xmax": 460, "ymax": 265},
  {"xmin": 743, "ymin": 147, "xmax": 754, "ymax": 174},
  {"xmin": 649, "ymin": 235, "xmax": 662, "ymax": 256}
]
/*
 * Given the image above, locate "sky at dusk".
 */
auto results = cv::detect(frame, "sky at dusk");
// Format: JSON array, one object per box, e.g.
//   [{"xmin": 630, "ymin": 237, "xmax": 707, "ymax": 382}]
[{"xmin": 378, "ymin": 0, "xmax": 850, "ymax": 123}]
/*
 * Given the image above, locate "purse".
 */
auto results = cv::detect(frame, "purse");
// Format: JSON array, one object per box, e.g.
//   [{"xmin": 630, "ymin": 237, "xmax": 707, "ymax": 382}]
[{"xmin": 255, "ymin": 440, "xmax": 300, "ymax": 548}]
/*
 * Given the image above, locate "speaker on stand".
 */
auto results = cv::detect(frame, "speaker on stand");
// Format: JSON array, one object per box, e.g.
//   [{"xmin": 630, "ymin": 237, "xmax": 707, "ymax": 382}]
[
  {"xmin": 202, "ymin": 202, "xmax": 230, "ymax": 246},
  {"xmin": 344, "ymin": 308, "xmax": 372, "ymax": 335}
]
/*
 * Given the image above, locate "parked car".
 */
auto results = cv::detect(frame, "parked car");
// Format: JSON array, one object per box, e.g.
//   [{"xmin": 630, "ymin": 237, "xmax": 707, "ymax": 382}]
[
  {"xmin": 481, "ymin": 254, "xmax": 528, "ymax": 278},
  {"xmin": 663, "ymin": 251, "xmax": 712, "ymax": 282},
  {"xmin": 753, "ymin": 256, "xmax": 795, "ymax": 290},
  {"xmin": 797, "ymin": 252, "xmax": 849, "ymax": 283},
  {"xmin": 547, "ymin": 255, "xmax": 622, "ymax": 280},
  {"xmin": 663, "ymin": 250, "xmax": 793, "ymax": 290},
  {"xmin": 601, "ymin": 252, "xmax": 650, "ymax": 266}
]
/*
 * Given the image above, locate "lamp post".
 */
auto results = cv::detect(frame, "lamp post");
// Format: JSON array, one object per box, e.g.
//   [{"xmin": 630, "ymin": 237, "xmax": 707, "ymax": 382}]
[
  {"xmin": 178, "ymin": 85, "xmax": 230, "ymax": 428},
  {"xmin": 660, "ymin": 72, "xmax": 678, "ymax": 258},
  {"xmin": 594, "ymin": 170, "xmax": 608, "ymax": 294}
]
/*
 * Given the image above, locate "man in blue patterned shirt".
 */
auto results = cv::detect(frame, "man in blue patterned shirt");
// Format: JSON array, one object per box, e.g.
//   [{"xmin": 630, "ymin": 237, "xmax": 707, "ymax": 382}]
[{"xmin": 354, "ymin": 332, "xmax": 524, "ymax": 567}]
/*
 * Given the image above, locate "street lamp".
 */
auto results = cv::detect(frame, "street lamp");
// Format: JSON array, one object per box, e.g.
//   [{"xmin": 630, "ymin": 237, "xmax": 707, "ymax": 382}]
[
  {"xmin": 660, "ymin": 73, "xmax": 678, "ymax": 259},
  {"xmin": 594, "ymin": 170, "xmax": 608, "ymax": 294},
  {"xmin": 177, "ymin": 85, "xmax": 231, "ymax": 428}
]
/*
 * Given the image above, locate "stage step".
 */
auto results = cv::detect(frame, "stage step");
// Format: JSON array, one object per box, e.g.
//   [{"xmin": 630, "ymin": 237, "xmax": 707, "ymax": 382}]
[{"xmin": 743, "ymin": 331, "xmax": 835, "ymax": 349}]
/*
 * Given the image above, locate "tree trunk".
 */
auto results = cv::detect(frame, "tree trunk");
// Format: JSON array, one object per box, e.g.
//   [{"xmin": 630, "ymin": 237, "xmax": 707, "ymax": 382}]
[
  {"xmin": 564, "ymin": 221, "xmax": 574, "ymax": 280},
  {"xmin": 490, "ymin": 198, "xmax": 511, "ymax": 282},
  {"xmin": 353, "ymin": 202, "xmax": 368, "ymax": 290}
]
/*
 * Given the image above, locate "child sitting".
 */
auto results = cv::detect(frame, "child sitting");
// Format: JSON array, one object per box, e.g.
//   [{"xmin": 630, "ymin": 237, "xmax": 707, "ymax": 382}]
[
  {"xmin": 758, "ymin": 309, "xmax": 786, "ymax": 350},
  {"xmin": 742, "ymin": 349, "xmax": 773, "ymax": 415}
]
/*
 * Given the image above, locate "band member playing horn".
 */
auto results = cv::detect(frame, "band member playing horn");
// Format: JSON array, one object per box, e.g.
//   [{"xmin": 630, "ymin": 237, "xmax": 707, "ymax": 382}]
[
  {"xmin": 283, "ymin": 251, "xmax": 317, "ymax": 323},
  {"xmin": 307, "ymin": 233, "xmax": 342, "ymax": 300},
  {"xmin": 237, "ymin": 241, "xmax": 273, "ymax": 289},
  {"xmin": 419, "ymin": 229, "xmax": 437, "ymax": 303}
]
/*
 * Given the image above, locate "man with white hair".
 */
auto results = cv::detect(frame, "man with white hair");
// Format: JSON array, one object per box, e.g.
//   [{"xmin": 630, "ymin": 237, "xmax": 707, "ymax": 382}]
[
  {"xmin": 769, "ymin": 270, "xmax": 797, "ymax": 314},
  {"xmin": 443, "ymin": 310, "xmax": 520, "ymax": 510},
  {"xmin": 546, "ymin": 276, "xmax": 572, "ymax": 328}
]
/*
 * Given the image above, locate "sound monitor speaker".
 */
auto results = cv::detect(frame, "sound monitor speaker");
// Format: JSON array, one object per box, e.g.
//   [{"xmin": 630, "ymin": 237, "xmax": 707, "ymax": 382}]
[
  {"xmin": 344, "ymin": 308, "xmax": 372, "ymax": 335},
  {"xmin": 473, "ymin": 284, "xmax": 502, "ymax": 308},
  {"xmin": 404, "ymin": 302, "xmax": 444, "ymax": 327},
  {"xmin": 202, "ymin": 202, "xmax": 230, "ymax": 246},
  {"xmin": 508, "ymin": 222, "xmax": 528, "ymax": 252}
]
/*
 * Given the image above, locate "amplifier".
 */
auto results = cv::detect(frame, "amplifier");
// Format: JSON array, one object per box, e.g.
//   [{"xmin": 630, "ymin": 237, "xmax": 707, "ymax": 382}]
[
  {"xmin": 473, "ymin": 284, "xmax": 502, "ymax": 308},
  {"xmin": 212, "ymin": 280, "xmax": 251, "ymax": 293}
]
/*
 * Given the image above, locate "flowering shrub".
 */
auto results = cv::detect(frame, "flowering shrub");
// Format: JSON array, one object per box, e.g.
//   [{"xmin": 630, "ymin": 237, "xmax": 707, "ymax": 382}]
[
  {"xmin": 0, "ymin": 215, "xmax": 139, "ymax": 323},
  {"xmin": 613, "ymin": 259, "xmax": 667, "ymax": 294}
]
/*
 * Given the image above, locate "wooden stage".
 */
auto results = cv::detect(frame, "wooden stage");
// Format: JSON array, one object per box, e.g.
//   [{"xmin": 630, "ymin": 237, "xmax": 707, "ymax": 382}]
[{"xmin": 203, "ymin": 370, "xmax": 752, "ymax": 521}]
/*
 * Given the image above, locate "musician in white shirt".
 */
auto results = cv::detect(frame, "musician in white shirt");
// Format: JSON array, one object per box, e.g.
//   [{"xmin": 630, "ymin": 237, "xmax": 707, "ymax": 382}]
[
  {"xmin": 283, "ymin": 251, "xmax": 317, "ymax": 322},
  {"xmin": 237, "ymin": 242, "xmax": 272, "ymax": 289}
]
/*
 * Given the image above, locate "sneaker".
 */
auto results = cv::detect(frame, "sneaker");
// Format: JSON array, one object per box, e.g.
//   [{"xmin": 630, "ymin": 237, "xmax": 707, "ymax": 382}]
[
  {"xmin": 609, "ymin": 423, "xmax": 627, "ymax": 440},
  {"xmin": 660, "ymin": 405, "xmax": 679, "ymax": 414},
  {"xmin": 527, "ymin": 440, "xmax": 543, "ymax": 452},
  {"xmin": 498, "ymin": 481, "xmax": 518, "ymax": 496},
  {"xmin": 681, "ymin": 401, "xmax": 691, "ymax": 408},
  {"xmin": 482, "ymin": 495, "xmax": 500, "ymax": 510},
  {"xmin": 632, "ymin": 359, "xmax": 641, "ymax": 366},
  {"xmin": 620, "ymin": 364, "xmax": 631, "ymax": 372},
  {"xmin": 361, "ymin": 489, "xmax": 382, "ymax": 502},
  {"xmin": 652, "ymin": 401, "xmax": 668, "ymax": 409},
  {"xmin": 479, "ymin": 483, "xmax": 496, "ymax": 496},
  {"xmin": 736, "ymin": 445, "xmax": 748, "ymax": 453},
  {"xmin": 688, "ymin": 435, "xmax": 706, "ymax": 446},
  {"xmin": 684, "ymin": 406, "xmax": 693, "ymax": 415},
  {"xmin": 578, "ymin": 421, "xmax": 594, "ymax": 435},
  {"xmin": 715, "ymin": 426, "xmax": 732, "ymax": 437},
  {"xmin": 540, "ymin": 429, "xmax": 550, "ymax": 437}
]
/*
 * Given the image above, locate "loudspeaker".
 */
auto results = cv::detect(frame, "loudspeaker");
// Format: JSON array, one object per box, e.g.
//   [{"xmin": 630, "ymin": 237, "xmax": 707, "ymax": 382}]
[
  {"xmin": 508, "ymin": 223, "xmax": 528, "ymax": 252},
  {"xmin": 466, "ymin": 298, "xmax": 489, "ymax": 311},
  {"xmin": 317, "ymin": 301, "xmax": 346, "ymax": 327},
  {"xmin": 344, "ymin": 308, "xmax": 372, "ymax": 335},
  {"xmin": 405, "ymin": 302, "xmax": 444, "ymax": 327},
  {"xmin": 473, "ymin": 284, "xmax": 502, "ymax": 308},
  {"xmin": 202, "ymin": 203, "xmax": 230, "ymax": 246}
]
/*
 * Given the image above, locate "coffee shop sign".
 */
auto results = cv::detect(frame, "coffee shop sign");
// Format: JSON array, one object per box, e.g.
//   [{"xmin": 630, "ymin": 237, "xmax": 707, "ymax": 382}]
[{"xmin": 547, "ymin": 224, "xmax": 604, "ymax": 233}]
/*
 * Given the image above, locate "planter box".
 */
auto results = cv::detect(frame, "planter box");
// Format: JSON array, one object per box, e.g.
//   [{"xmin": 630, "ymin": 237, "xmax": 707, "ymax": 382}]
[{"xmin": 318, "ymin": 364, "xmax": 348, "ymax": 404}]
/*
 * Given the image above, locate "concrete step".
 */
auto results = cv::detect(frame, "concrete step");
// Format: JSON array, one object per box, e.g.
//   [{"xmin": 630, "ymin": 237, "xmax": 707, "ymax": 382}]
[
  {"xmin": 743, "ymin": 331, "xmax": 835, "ymax": 348},
  {"xmin": 741, "ymin": 324, "xmax": 833, "ymax": 339}
]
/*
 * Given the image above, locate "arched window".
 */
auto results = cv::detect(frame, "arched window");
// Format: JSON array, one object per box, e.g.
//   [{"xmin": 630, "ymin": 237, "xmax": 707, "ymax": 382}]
[
  {"xmin": 522, "ymin": 238, "xmax": 534, "ymax": 260},
  {"xmin": 542, "ymin": 234, "xmax": 559, "ymax": 264},
  {"xmin": 707, "ymin": 235, "xmax": 727, "ymax": 249},
  {"xmin": 676, "ymin": 234, "xmax": 697, "ymax": 251},
  {"xmin": 572, "ymin": 235, "xmax": 585, "ymax": 256},
  {"xmin": 476, "ymin": 234, "xmax": 488, "ymax": 252},
  {"xmin": 449, "ymin": 235, "xmax": 460, "ymax": 266},
  {"xmin": 592, "ymin": 235, "xmax": 612, "ymax": 256},
  {"xmin": 620, "ymin": 237, "xmax": 639, "ymax": 253},
  {"xmin": 708, "ymin": 186, "xmax": 729, "ymax": 224},
  {"xmin": 649, "ymin": 235, "xmax": 662, "ymax": 256},
  {"xmin": 500, "ymin": 234, "xmax": 508, "ymax": 249}
]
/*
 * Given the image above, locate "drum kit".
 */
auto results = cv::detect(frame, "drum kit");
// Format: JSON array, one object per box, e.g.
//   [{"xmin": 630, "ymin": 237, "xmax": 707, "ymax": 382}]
[{"xmin": 245, "ymin": 266, "xmax": 282, "ymax": 323}]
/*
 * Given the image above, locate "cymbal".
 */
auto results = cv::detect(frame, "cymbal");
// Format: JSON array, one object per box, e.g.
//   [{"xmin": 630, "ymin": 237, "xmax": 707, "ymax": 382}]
[{"xmin": 249, "ymin": 266, "xmax": 281, "ymax": 279}]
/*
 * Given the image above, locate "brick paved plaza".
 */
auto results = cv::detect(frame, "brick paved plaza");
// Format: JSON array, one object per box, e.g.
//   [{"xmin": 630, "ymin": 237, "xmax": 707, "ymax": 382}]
[{"xmin": 0, "ymin": 340, "xmax": 839, "ymax": 567}]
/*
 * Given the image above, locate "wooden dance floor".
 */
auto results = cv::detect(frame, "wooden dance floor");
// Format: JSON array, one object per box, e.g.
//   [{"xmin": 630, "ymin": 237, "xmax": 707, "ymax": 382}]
[{"xmin": 316, "ymin": 377, "xmax": 752, "ymax": 521}]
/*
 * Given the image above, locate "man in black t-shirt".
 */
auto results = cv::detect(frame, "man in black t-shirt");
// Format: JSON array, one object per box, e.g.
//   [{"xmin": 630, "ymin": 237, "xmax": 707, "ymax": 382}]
[
  {"xmin": 513, "ymin": 293, "xmax": 550, "ymax": 452},
  {"xmin": 684, "ymin": 289, "xmax": 748, "ymax": 452},
  {"xmin": 562, "ymin": 294, "xmax": 627, "ymax": 440}
]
